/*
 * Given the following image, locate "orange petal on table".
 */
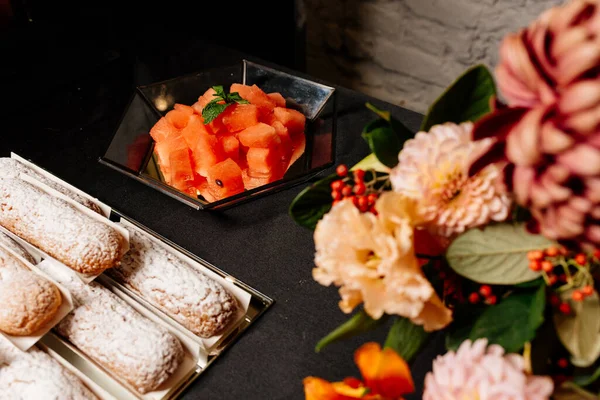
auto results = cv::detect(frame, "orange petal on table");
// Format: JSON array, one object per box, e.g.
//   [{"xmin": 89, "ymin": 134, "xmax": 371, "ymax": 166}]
[
  {"xmin": 304, "ymin": 377, "xmax": 342, "ymax": 400},
  {"xmin": 354, "ymin": 343, "xmax": 415, "ymax": 398}
]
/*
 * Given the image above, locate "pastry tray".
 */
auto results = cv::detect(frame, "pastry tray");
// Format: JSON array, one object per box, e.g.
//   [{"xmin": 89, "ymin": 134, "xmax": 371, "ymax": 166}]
[
  {"xmin": 4, "ymin": 155, "xmax": 274, "ymax": 399},
  {"xmin": 38, "ymin": 210, "xmax": 273, "ymax": 400}
]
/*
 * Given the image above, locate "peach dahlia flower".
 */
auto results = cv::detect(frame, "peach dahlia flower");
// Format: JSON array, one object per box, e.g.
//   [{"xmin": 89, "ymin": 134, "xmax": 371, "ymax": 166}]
[
  {"xmin": 313, "ymin": 193, "xmax": 452, "ymax": 332},
  {"xmin": 390, "ymin": 122, "xmax": 511, "ymax": 237}
]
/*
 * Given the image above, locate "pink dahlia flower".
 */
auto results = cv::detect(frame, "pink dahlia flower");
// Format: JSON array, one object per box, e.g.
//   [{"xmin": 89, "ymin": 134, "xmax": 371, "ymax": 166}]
[
  {"xmin": 472, "ymin": 0, "xmax": 600, "ymax": 247},
  {"xmin": 423, "ymin": 339, "xmax": 554, "ymax": 400}
]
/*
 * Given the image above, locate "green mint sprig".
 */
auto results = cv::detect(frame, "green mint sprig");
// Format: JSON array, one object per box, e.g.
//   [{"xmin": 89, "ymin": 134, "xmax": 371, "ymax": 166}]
[{"xmin": 201, "ymin": 85, "xmax": 249, "ymax": 124}]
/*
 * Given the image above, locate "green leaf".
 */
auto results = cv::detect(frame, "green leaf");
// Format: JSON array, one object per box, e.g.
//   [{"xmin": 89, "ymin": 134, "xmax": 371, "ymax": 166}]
[
  {"xmin": 362, "ymin": 126, "xmax": 404, "ymax": 168},
  {"xmin": 202, "ymin": 101, "xmax": 231, "ymax": 124},
  {"xmin": 421, "ymin": 64, "xmax": 496, "ymax": 131},
  {"xmin": 227, "ymin": 92, "xmax": 250, "ymax": 104},
  {"xmin": 211, "ymin": 85, "xmax": 225, "ymax": 98},
  {"xmin": 469, "ymin": 285, "xmax": 546, "ymax": 353},
  {"xmin": 363, "ymin": 103, "xmax": 414, "ymax": 168},
  {"xmin": 574, "ymin": 365, "xmax": 600, "ymax": 387},
  {"xmin": 553, "ymin": 382, "xmax": 599, "ymax": 400},
  {"xmin": 289, "ymin": 174, "xmax": 336, "ymax": 230},
  {"xmin": 445, "ymin": 306, "xmax": 486, "ymax": 350},
  {"xmin": 446, "ymin": 223, "xmax": 555, "ymax": 285},
  {"xmin": 315, "ymin": 310, "xmax": 388, "ymax": 353},
  {"xmin": 384, "ymin": 317, "xmax": 430, "ymax": 362},
  {"xmin": 554, "ymin": 290, "xmax": 600, "ymax": 368},
  {"xmin": 351, "ymin": 153, "xmax": 390, "ymax": 173},
  {"xmin": 515, "ymin": 278, "xmax": 545, "ymax": 289}
]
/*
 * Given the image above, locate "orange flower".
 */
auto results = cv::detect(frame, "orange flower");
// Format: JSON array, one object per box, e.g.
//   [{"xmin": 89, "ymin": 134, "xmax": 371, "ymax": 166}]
[{"xmin": 303, "ymin": 343, "xmax": 414, "ymax": 400}]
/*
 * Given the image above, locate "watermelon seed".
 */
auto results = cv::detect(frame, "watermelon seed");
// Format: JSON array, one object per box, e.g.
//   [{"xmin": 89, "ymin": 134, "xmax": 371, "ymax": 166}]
[{"xmin": 216, "ymin": 179, "xmax": 223, "ymax": 187}]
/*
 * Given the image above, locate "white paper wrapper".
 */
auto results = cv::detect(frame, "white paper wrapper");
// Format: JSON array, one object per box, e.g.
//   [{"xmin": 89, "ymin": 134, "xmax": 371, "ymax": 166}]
[
  {"xmin": 0, "ymin": 241, "xmax": 74, "ymax": 351},
  {"xmin": 10, "ymin": 152, "xmax": 112, "ymax": 217},
  {"xmin": 0, "ymin": 173, "xmax": 130, "ymax": 283},
  {"xmin": 116, "ymin": 219, "xmax": 252, "ymax": 352}
]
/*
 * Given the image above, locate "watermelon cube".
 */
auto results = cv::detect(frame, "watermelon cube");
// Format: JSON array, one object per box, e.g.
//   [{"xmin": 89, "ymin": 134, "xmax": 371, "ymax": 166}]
[
  {"xmin": 196, "ymin": 88, "xmax": 218, "ymax": 110},
  {"xmin": 220, "ymin": 135, "xmax": 240, "ymax": 160},
  {"xmin": 166, "ymin": 109, "xmax": 191, "ymax": 130},
  {"xmin": 206, "ymin": 158, "xmax": 244, "ymax": 200},
  {"xmin": 271, "ymin": 121, "xmax": 293, "ymax": 166},
  {"xmin": 267, "ymin": 92, "xmax": 286, "ymax": 107},
  {"xmin": 238, "ymin": 122, "xmax": 280, "ymax": 148},
  {"xmin": 181, "ymin": 114, "xmax": 210, "ymax": 149},
  {"xmin": 242, "ymin": 168, "xmax": 272, "ymax": 190},
  {"xmin": 174, "ymin": 103, "xmax": 195, "ymax": 117},
  {"xmin": 169, "ymin": 148, "xmax": 195, "ymax": 191},
  {"xmin": 246, "ymin": 147, "xmax": 284, "ymax": 179},
  {"xmin": 150, "ymin": 117, "xmax": 179, "ymax": 142},
  {"xmin": 154, "ymin": 134, "xmax": 188, "ymax": 183},
  {"xmin": 222, "ymin": 104, "xmax": 259, "ymax": 132},
  {"xmin": 231, "ymin": 83, "xmax": 275, "ymax": 117},
  {"xmin": 190, "ymin": 133, "xmax": 225, "ymax": 177},
  {"xmin": 273, "ymin": 107, "xmax": 306, "ymax": 136}
]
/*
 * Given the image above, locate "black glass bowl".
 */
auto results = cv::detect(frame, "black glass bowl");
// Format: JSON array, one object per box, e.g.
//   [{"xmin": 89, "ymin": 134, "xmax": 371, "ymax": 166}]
[{"xmin": 100, "ymin": 60, "xmax": 336, "ymax": 210}]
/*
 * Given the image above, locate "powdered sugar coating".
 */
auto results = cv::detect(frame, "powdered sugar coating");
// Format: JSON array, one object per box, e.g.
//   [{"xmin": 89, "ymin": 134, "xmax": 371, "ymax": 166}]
[
  {"xmin": 0, "ymin": 158, "xmax": 102, "ymax": 214},
  {"xmin": 44, "ymin": 269, "xmax": 184, "ymax": 394},
  {"xmin": 109, "ymin": 226, "xmax": 238, "ymax": 338},
  {"xmin": 0, "ymin": 232, "xmax": 35, "ymax": 265},
  {"xmin": 0, "ymin": 178, "xmax": 126, "ymax": 274},
  {"xmin": 0, "ymin": 247, "xmax": 61, "ymax": 336},
  {"xmin": 0, "ymin": 337, "xmax": 97, "ymax": 400}
]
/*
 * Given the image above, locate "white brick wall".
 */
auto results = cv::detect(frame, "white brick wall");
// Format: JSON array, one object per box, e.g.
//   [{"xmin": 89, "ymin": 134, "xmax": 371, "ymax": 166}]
[{"xmin": 304, "ymin": 0, "xmax": 562, "ymax": 113}]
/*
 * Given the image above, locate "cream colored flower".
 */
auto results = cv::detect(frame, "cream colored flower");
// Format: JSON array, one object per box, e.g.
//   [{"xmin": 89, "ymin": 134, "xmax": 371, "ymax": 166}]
[
  {"xmin": 313, "ymin": 193, "xmax": 452, "ymax": 331},
  {"xmin": 390, "ymin": 122, "xmax": 511, "ymax": 237}
]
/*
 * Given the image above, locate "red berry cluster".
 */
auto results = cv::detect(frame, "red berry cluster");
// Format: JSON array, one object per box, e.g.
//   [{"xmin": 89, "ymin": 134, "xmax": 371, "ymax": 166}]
[
  {"xmin": 330, "ymin": 164, "xmax": 379, "ymax": 214},
  {"xmin": 468, "ymin": 285, "xmax": 497, "ymax": 305}
]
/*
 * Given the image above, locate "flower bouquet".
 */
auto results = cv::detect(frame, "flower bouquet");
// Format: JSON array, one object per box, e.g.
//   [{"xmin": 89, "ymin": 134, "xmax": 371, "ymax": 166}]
[{"xmin": 291, "ymin": 1, "xmax": 600, "ymax": 399}]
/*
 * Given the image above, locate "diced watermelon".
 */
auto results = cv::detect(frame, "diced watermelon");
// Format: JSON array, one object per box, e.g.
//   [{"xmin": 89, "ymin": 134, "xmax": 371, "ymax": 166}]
[
  {"xmin": 169, "ymin": 148, "xmax": 195, "ymax": 192},
  {"xmin": 190, "ymin": 133, "xmax": 225, "ymax": 177},
  {"xmin": 231, "ymin": 84, "xmax": 275, "ymax": 117},
  {"xmin": 150, "ymin": 117, "xmax": 179, "ymax": 142},
  {"xmin": 273, "ymin": 107, "xmax": 306, "ymax": 136},
  {"xmin": 197, "ymin": 88, "xmax": 218, "ymax": 109},
  {"xmin": 288, "ymin": 132, "xmax": 306, "ymax": 171},
  {"xmin": 220, "ymin": 135, "xmax": 240, "ymax": 160},
  {"xmin": 174, "ymin": 103, "xmax": 195, "ymax": 117},
  {"xmin": 181, "ymin": 114, "xmax": 210, "ymax": 149},
  {"xmin": 206, "ymin": 158, "xmax": 244, "ymax": 200},
  {"xmin": 166, "ymin": 109, "xmax": 191, "ymax": 130},
  {"xmin": 154, "ymin": 134, "xmax": 188, "ymax": 183},
  {"xmin": 271, "ymin": 121, "xmax": 292, "ymax": 166},
  {"xmin": 246, "ymin": 147, "xmax": 284, "ymax": 179},
  {"xmin": 238, "ymin": 122, "xmax": 281, "ymax": 148},
  {"xmin": 242, "ymin": 168, "xmax": 272, "ymax": 190},
  {"xmin": 222, "ymin": 104, "xmax": 259, "ymax": 132},
  {"xmin": 267, "ymin": 92, "xmax": 286, "ymax": 107}
]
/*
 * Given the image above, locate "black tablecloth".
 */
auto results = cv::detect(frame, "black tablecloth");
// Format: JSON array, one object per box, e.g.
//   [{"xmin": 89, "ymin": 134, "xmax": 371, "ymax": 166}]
[{"xmin": 2, "ymin": 37, "xmax": 446, "ymax": 400}]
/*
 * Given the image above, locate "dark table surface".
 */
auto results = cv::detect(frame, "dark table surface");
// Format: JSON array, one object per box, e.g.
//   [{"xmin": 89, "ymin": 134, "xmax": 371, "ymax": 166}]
[{"xmin": 2, "ymin": 35, "xmax": 446, "ymax": 399}]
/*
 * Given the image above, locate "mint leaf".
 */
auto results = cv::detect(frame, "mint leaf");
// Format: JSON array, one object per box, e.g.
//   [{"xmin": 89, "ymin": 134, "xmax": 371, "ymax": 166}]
[
  {"xmin": 211, "ymin": 85, "xmax": 225, "ymax": 98},
  {"xmin": 227, "ymin": 92, "xmax": 250, "ymax": 104},
  {"xmin": 202, "ymin": 101, "xmax": 231, "ymax": 124},
  {"xmin": 201, "ymin": 87, "xmax": 249, "ymax": 124}
]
